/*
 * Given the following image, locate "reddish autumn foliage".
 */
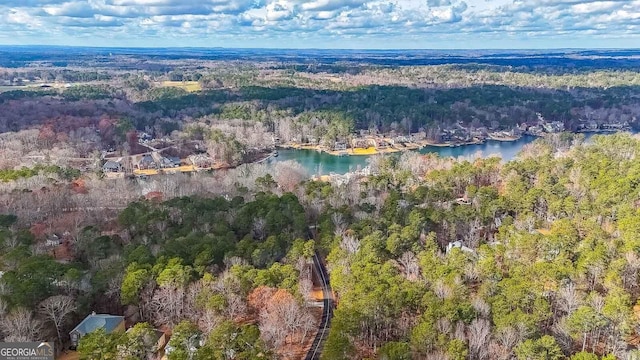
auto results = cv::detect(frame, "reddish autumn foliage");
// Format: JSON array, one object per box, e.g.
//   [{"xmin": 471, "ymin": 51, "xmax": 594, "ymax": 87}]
[
  {"xmin": 247, "ymin": 286, "xmax": 278, "ymax": 313},
  {"xmin": 30, "ymin": 222, "xmax": 48, "ymax": 240},
  {"xmin": 70, "ymin": 179, "xmax": 88, "ymax": 194},
  {"xmin": 126, "ymin": 130, "xmax": 138, "ymax": 149},
  {"xmin": 145, "ymin": 191, "xmax": 164, "ymax": 202}
]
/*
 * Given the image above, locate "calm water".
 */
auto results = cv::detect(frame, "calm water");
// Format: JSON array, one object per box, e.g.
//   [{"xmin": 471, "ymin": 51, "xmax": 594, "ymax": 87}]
[
  {"xmin": 268, "ymin": 132, "xmax": 628, "ymax": 175},
  {"xmin": 268, "ymin": 136, "xmax": 539, "ymax": 175}
]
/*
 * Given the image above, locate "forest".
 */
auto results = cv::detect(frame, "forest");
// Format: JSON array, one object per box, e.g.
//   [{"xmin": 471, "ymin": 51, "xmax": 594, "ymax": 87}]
[
  {"xmin": 3, "ymin": 48, "xmax": 640, "ymax": 359},
  {"xmin": 2, "ymin": 133, "xmax": 640, "ymax": 359},
  {"xmin": 1, "ymin": 50, "xmax": 640, "ymax": 171}
]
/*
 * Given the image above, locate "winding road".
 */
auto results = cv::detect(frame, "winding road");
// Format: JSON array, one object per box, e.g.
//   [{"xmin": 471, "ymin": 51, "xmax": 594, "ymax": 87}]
[{"xmin": 305, "ymin": 252, "xmax": 334, "ymax": 360}]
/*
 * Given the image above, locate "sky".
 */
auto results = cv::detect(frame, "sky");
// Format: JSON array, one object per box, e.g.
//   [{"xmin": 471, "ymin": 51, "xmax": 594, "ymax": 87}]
[{"xmin": 0, "ymin": 0, "xmax": 639, "ymax": 49}]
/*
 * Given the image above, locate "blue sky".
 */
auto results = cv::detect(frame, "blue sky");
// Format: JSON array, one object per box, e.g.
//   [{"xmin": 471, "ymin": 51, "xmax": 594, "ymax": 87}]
[{"xmin": 0, "ymin": 0, "xmax": 639, "ymax": 48}]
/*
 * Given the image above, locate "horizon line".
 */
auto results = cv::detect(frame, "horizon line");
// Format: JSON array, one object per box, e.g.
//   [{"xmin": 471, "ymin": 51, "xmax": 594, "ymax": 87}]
[{"xmin": 1, "ymin": 44, "xmax": 640, "ymax": 52}]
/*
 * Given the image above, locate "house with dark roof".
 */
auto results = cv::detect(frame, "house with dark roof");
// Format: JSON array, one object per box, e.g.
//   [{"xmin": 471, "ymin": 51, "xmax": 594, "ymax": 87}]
[
  {"xmin": 138, "ymin": 154, "xmax": 156, "ymax": 170},
  {"xmin": 160, "ymin": 156, "xmax": 181, "ymax": 168},
  {"xmin": 102, "ymin": 160, "xmax": 123, "ymax": 173},
  {"xmin": 70, "ymin": 312, "xmax": 125, "ymax": 348}
]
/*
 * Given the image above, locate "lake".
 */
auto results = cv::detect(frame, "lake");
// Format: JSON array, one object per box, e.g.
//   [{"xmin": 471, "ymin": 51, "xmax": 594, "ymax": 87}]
[
  {"xmin": 268, "ymin": 135, "xmax": 539, "ymax": 175},
  {"xmin": 267, "ymin": 132, "xmax": 628, "ymax": 175}
]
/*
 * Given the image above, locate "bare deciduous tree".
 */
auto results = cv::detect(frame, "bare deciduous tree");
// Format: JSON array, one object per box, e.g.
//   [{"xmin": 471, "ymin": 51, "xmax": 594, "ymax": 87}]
[
  {"xmin": 252, "ymin": 218, "xmax": 267, "ymax": 241},
  {"xmin": 453, "ymin": 321, "xmax": 466, "ymax": 342},
  {"xmin": 468, "ymin": 319, "xmax": 491, "ymax": 360},
  {"xmin": 254, "ymin": 288, "xmax": 317, "ymax": 352},
  {"xmin": 433, "ymin": 280, "xmax": 453, "ymax": 300},
  {"xmin": 340, "ymin": 234, "xmax": 360, "ymax": 255},
  {"xmin": 471, "ymin": 297, "xmax": 491, "ymax": 318},
  {"xmin": 332, "ymin": 213, "xmax": 347, "ymax": 237},
  {"xmin": 425, "ymin": 350, "xmax": 449, "ymax": 360},
  {"xmin": 38, "ymin": 295, "xmax": 77, "ymax": 345},
  {"xmin": 397, "ymin": 251, "xmax": 420, "ymax": 282},
  {"xmin": 496, "ymin": 326, "xmax": 520, "ymax": 352},
  {"xmin": 557, "ymin": 283, "xmax": 582, "ymax": 315},
  {"xmin": 297, "ymin": 258, "xmax": 314, "ymax": 302},
  {"xmin": 0, "ymin": 308, "xmax": 42, "ymax": 342},
  {"xmin": 436, "ymin": 318, "xmax": 452, "ymax": 335},
  {"xmin": 273, "ymin": 162, "xmax": 307, "ymax": 192}
]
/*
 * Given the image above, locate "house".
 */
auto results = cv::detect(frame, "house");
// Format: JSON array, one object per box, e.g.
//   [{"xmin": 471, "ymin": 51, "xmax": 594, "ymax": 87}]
[
  {"xmin": 446, "ymin": 241, "xmax": 475, "ymax": 254},
  {"xmin": 102, "ymin": 160, "xmax": 123, "ymax": 173},
  {"xmin": 159, "ymin": 156, "xmax": 180, "ymax": 168},
  {"xmin": 334, "ymin": 142, "xmax": 347, "ymax": 151},
  {"xmin": 410, "ymin": 131, "xmax": 427, "ymax": 141},
  {"xmin": 138, "ymin": 154, "xmax": 156, "ymax": 170},
  {"xmin": 543, "ymin": 121, "xmax": 565, "ymax": 133},
  {"xmin": 352, "ymin": 138, "xmax": 369, "ymax": 149},
  {"xmin": 138, "ymin": 132, "xmax": 153, "ymax": 142},
  {"xmin": 70, "ymin": 312, "xmax": 125, "ymax": 348},
  {"xmin": 168, "ymin": 157, "xmax": 181, "ymax": 166},
  {"xmin": 189, "ymin": 154, "xmax": 213, "ymax": 168},
  {"xmin": 527, "ymin": 125, "xmax": 544, "ymax": 136},
  {"xmin": 45, "ymin": 234, "xmax": 62, "ymax": 247},
  {"xmin": 602, "ymin": 121, "xmax": 629, "ymax": 130}
]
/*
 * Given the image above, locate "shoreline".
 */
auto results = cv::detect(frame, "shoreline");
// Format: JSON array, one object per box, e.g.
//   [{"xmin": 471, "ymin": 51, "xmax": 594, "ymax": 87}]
[
  {"xmin": 422, "ymin": 139, "xmax": 486, "ymax": 147},
  {"xmin": 122, "ymin": 130, "xmax": 636, "ymax": 179},
  {"xmin": 576, "ymin": 128, "xmax": 631, "ymax": 133},
  {"xmin": 277, "ymin": 138, "xmax": 488, "ymax": 156},
  {"xmin": 487, "ymin": 135, "xmax": 522, "ymax": 142}
]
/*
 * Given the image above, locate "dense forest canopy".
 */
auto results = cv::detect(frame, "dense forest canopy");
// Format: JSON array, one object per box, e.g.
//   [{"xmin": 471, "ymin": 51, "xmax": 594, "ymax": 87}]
[{"xmin": 2, "ymin": 133, "xmax": 640, "ymax": 359}]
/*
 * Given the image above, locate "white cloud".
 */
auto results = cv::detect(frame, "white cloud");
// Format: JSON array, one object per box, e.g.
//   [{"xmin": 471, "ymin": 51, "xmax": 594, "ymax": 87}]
[
  {"xmin": 571, "ymin": 1, "xmax": 618, "ymax": 14},
  {"xmin": 0, "ymin": 0, "xmax": 639, "ymax": 47}
]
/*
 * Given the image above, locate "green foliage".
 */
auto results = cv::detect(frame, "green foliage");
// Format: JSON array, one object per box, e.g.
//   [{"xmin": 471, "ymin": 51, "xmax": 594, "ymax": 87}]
[
  {"xmin": 121, "ymin": 263, "xmax": 151, "ymax": 305},
  {"xmin": 0, "ymin": 89, "xmax": 55, "ymax": 103},
  {"xmin": 233, "ymin": 262, "xmax": 300, "ymax": 297},
  {"xmin": 447, "ymin": 339, "xmax": 468, "ymax": 360},
  {"xmin": 115, "ymin": 117, "xmax": 135, "ymax": 139},
  {"xmin": 286, "ymin": 239, "xmax": 315, "ymax": 261},
  {"xmin": 321, "ymin": 322, "xmax": 355, "ymax": 360},
  {"xmin": 0, "ymin": 164, "xmax": 80, "ymax": 182},
  {"xmin": 124, "ymin": 76, "xmax": 150, "ymax": 91},
  {"xmin": 569, "ymin": 352, "xmax": 599, "ymax": 360},
  {"xmin": 2, "ymin": 255, "xmax": 72, "ymax": 308},
  {"xmin": 378, "ymin": 341, "xmax": 411, "ymax": 360},
  {"xmin": 0, "ymin": 214, "xmax": 17, "ymax": 227},
  {"xmin": 197, "ymin": 321, "xmax": 271, "ymax": 360},
  {"xmin": 515, "ymin": 336, "xmax": 564, "ymax": 360},
  {"xmin": 62, "ymin": 85, "xmax": 115, "ymax": 101},
  {"xmin": 166, "ymin": 321, "xmax": 201, "ymax": 360},
  {"xmin": 156, "ymin": 258, "xmax": 193, "ymax": 288},
  {"xmin": 120, "ymin": 322, "xmax": 158, "ymax": 360},
  {"xmin": 77, "ymin": 328, "xmax": 123, "ymax": 360}
]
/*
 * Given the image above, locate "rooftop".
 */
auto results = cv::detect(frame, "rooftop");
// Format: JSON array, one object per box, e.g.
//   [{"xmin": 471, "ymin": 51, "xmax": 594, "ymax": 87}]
[{"xmin": 71, "ymin": 313, "xmax": 124, "ymax": 336}]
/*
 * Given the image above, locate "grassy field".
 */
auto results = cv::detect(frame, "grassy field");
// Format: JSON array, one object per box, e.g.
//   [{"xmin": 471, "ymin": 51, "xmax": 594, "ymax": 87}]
[
  {"xmin": 133, "ymin": 165, "xmax": 199, "ymax": 176},
  {"xmin": 160, "ymin": 81, "xmax": 202, "ymax": 92},
  {"xmin": 352, "ymin": 147, "xmax": 378, "ymax": 155}
]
